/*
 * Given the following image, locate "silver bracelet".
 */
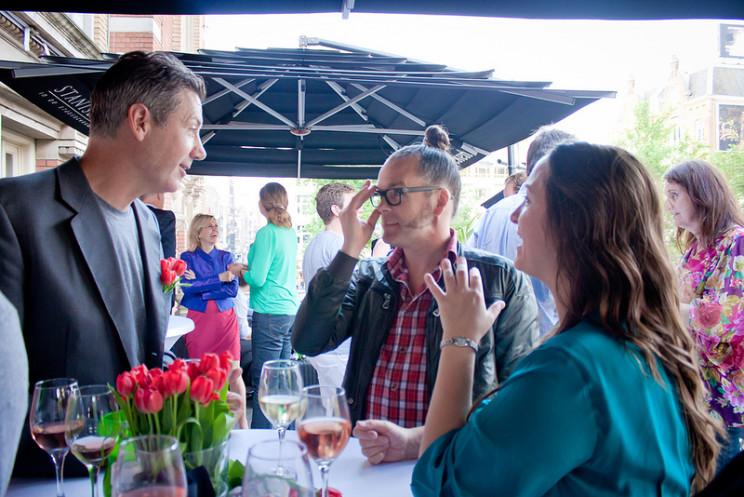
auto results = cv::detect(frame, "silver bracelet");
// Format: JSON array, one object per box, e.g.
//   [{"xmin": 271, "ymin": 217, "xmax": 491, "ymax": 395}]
[{"xmin": 440, "ymin": 336, "xmax": 478, "ymax": 353}]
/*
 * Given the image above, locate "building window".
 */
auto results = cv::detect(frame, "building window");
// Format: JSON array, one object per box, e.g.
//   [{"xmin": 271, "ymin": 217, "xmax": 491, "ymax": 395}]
[
  {"xmin": 696, "ymin": 119, "xmax": 705, "ymax": 142},
  {"xmin": 1, "ymin": 129, "xmax": 34, "ymax": 178}
]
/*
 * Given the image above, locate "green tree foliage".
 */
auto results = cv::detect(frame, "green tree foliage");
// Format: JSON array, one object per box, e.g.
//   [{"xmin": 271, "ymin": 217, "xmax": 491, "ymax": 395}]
[
  {"xmin": 615, "ymin": 101, "xmax": 707, "ymax": 178},
  {"xmin": 711, "ymin": 142, "xmax": 744, "ymax": 203}
]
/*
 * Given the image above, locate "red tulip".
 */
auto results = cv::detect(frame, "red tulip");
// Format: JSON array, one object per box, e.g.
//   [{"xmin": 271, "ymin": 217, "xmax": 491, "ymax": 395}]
[
  {"xmin": 199, "ymin": 353, "xmax": 220, "ymax": 373},
  {"xmin": 116, "ymin": 371, "xmax": 137, "ymax": 397},
  {"xmin": 132, "ymin": 364, "xmax": 152, "ymax": 388},
  {"xmin": 161, "ymin": 259, "xmax": 171, "ymax": 273},
  {"xmin": 190, "ymin": 376, "xmax": 215, "ymax": 406},
  {"xmin": 161, "ymin": 269, "xmax": 177, "ymax": 286},
  {"xmin": 206, "ymin": 368, "xmax": 227, "ymax": 391},
  {"xmin": 219, "ymin": 351, "xmax": 233, "ymax": 371},
  {"xmin": 187, "ymin": 362, "xmax": 201, "ymax": 381},
  {"xmin": 134, "ymin": 388, "xmax": 163, "ymax": 414},
  {"xmin": 173, "ymin": 259, "xmax": 187, "ymax": 277},
  {"xmin": 167, "ymin": 359, "xmax": 187, "ymax": 372},
  {"xmin": 159, "ymin": 369, "xmax": 189, "ymax": 399}
]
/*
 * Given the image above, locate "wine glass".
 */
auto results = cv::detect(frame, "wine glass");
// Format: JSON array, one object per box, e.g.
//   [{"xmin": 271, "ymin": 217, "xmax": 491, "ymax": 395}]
[
  {"xmin": 30, "ymin": 378, "xmax": 79, "ymax": 497},
  {"xmin": 258, "ymin": 360, "xmax": 303, "ymax": 440},
  {"xmin": 242, "ymin": 439, "xmax": 314, "ymax": 497},
  {"xmin": 111, "ymin": 435, "xmax": 187, "ymax": 497},
  {"xmin": 65, "ymin": 385, "xmax": 120, "ymax": 497},
  {"xmin": 296, "ymin": 386, "xmax": 351, "ymax": 497}
]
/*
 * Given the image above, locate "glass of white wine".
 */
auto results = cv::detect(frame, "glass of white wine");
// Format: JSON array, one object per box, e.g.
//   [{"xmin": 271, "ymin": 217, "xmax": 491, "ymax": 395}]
[
  {"xmin": 297, "ymin": 386, "xmax": 351, "ymax": 497},
  {"xmin": 65, "ymin": 385, "xmax": 120, "ymax": 497},
  {"xmin": 258, "ymin": 360, "xmax": 303, "ymax": 441}
]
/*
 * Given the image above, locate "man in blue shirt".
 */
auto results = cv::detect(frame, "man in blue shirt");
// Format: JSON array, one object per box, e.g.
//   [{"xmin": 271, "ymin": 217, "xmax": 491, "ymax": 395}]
[{"xmin": 469, "ymin": 127, "xmax": 574, "ymax": 336}]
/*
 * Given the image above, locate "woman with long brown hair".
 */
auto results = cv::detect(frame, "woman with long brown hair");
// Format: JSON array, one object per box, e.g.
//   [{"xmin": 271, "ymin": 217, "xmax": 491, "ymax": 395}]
[
  {"xmin": 411, "ymin": 143, "xmax": 721, "ymax": 496},
  {"xmin": 229, "ymin": 182, "xmax": 299, "ymax": 428},
  {"xmin": 664, "ymin": 160, "xmax": 744, "ymax": 469}
]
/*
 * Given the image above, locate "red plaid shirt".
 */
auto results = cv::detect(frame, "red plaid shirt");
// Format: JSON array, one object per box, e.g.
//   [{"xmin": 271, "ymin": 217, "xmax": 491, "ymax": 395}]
[{"xmin": 365, "ymin": 231, "xmax": 459, "ymax": 428}]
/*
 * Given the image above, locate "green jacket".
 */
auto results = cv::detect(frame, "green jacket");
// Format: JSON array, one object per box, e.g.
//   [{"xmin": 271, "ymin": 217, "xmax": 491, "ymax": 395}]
[
  {"xmin": 291, "ymin": 242, "xmax": 539, "ymax": 425},
  {"xmin": 244, "ymin": 223, "xmax": 298, "ymax": 315}
]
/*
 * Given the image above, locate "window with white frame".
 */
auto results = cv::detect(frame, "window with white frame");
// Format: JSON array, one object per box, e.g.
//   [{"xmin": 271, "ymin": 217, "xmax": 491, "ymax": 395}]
[{"xmin": 1, "ymin": 129, "xmax": 35, "ymax": 178}]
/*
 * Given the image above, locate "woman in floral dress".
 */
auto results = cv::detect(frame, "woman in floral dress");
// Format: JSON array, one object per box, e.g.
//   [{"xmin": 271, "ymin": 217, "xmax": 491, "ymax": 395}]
[{"xmin": 664, "ymin": 160, "xmax": 744, "ymax": 469}]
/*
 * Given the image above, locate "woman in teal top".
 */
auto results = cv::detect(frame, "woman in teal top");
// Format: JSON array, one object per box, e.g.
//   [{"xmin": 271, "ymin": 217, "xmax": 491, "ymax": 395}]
[
  {"xmin": 411, "ymin": 143, "xmax": 722, "ymax": 496},
  {"xmin": 230, "ymin": 182, "xmax": 298, "ymax": 428}
]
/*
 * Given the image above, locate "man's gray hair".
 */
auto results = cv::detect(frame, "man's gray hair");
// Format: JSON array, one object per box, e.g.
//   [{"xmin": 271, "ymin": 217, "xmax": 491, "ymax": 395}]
[{"xmin": 89, "ymin": 51, "xmax": 206, "ymax": 137}]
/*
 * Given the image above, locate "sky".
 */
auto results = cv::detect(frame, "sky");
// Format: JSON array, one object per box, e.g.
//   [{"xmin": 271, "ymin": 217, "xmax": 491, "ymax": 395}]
[{"xmin": 203, "ymin": 13, "xmax": 727, "ymax": 143}]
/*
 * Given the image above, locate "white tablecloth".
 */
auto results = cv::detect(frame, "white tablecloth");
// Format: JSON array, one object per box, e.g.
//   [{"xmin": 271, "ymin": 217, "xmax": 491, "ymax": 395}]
[
  {"xmin": 164, "ymin": 315, "xmax": 195, "ymax": 350},
  {"xmin": 7, "ymin": 429, "xmax": 416, "ymax": 497}
]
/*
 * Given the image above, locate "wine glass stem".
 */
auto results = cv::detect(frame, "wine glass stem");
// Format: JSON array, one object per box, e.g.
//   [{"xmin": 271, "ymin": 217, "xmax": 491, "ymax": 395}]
[
  {"xmin": 277, "ymin": 426, "xmax": 286, "ymax": 440},
  {"xmin": 89, "ymin": 466, "xmax": 100, "ymax": 497},
  {"xmin": 50, "ymin": 450, "xmax": 67, "ymax": 497},
  {"xmin": 319, "ymin": 463, "xmax": 331, "ymax": 497}
]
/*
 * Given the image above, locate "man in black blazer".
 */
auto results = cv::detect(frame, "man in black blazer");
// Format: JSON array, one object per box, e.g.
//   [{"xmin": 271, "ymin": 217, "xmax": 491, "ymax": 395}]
[
  {"xmin": 0, "ymin": 51, "xmax": 207, "ymax": 476},
  {"xmin": 141, "ymin": 192, "xmax": 177, "ymax": 259}
]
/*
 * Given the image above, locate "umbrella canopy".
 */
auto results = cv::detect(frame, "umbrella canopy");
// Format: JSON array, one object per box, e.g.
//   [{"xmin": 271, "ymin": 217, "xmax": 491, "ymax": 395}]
[
  {"xmin": 0, "ymin": 41, "xmax": 614, "ymax": 178},
  {"xmin": 5, "ymin": 1, "xmax": 744, "ymax": 19}
]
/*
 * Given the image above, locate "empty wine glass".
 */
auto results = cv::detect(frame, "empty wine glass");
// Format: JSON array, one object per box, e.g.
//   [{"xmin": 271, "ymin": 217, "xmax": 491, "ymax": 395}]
[
  {"xmin": 296, "ymin": 386, "xmax": 351, "ymax": 497},
  {"xmin": 258, "ymin": 360, "xmax": 303, "ymax": 440},
  {"xmin": 242, "ymin": 439, "xmax": 313, "ymax": 497},
  {"xmin": 112, "ymin": 435, "xmax": 187, "ymax": 497},
  {"xmin": 65, "ymin": 385, "xmax": 120, "ymax": 497},
  {"xmin": 30, "ymin": 378, "xmax": 79, "ymax": 497}
]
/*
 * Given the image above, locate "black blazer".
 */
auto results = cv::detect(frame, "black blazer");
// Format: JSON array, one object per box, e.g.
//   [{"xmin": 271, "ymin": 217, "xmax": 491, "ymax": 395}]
[
  {"xmin": 0, "ymin": 158, "xmax": 170, "ymax": 476},
  {"xmin": 147, "ymin": 205, "xmax": 176, "ymax": 259}
]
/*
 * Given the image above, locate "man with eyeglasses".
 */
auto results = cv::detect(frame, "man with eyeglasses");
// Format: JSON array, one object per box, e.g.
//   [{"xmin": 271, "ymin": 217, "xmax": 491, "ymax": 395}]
[{"xmin": 292, "ymin": 125, "xmax": 538, "ymax": 464}]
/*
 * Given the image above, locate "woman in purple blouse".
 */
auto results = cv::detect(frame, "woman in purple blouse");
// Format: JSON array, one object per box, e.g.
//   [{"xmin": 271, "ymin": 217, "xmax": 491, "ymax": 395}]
[{"xmin": 179, "ymin": 213, "xmax": 240, "ymax": 360}]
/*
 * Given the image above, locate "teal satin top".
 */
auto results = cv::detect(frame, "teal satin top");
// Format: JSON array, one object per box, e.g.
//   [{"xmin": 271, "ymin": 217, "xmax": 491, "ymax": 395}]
[{"xmin": 412, "ymin": 319, "xmax": 693, "ymax": 497}]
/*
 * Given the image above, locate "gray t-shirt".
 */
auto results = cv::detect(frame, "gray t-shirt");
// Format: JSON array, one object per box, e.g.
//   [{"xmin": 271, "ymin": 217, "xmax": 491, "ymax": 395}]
[
  {"xmin": 95, "ymin": 196, "xmax": 147, "ymax": 362},
  {"xmin": 302, "ymin": 230, "xmax": 343, "ymax": 286},
  {"xmin": 301, "ymin": 229, "xmax": 350, "ymax": 356}
]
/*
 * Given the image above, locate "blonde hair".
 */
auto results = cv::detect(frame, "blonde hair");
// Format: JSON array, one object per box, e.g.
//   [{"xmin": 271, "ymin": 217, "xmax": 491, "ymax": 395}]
[
  {"xmin": 187, "ymin": 213, "xmax": 217, "ymax": 252},
  {"xmin": 260, "ymin": 182, "xmax": 292, "ymax": 228}
]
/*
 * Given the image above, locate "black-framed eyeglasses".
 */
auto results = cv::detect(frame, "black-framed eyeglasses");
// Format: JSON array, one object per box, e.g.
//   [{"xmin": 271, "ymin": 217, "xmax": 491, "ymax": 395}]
[{"xmin": 369, "ymin": 186, "xmax": 443, "ymax": 207}]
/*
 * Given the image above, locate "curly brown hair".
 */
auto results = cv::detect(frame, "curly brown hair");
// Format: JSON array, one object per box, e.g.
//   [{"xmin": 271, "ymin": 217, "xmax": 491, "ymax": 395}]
[{"xmin": 545, "ymin": 143, "xmax": 722, "ymax": 492}]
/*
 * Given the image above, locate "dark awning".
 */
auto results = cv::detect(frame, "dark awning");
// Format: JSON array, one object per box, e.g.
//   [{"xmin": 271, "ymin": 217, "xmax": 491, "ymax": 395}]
[
  {"xmin": 4, "ymin": 1, "xmax": 743, "ymax": 19},
  {"xmin": 0, "ymin": 41, "xmax": 614, "ymax": 178}
]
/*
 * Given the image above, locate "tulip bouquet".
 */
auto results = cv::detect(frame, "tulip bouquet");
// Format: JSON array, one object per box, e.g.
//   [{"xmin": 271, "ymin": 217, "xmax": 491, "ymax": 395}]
[
  {"xmin": 161, "ymin": 257, "xmax": 189, "ymax": 293},
  {"xmin": 111, "ymin": 352, "xmax": 235, "ymax": 454}
]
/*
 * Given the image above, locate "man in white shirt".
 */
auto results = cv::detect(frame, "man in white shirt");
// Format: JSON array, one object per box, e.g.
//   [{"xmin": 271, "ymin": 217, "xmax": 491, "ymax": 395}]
[
  {"xmin": 469, "ymin": 127, "xmax": 574, "ymax": 336},
  {"xmin": 302, "ymin": 182, "xmax": 355, "ymax": 387}
]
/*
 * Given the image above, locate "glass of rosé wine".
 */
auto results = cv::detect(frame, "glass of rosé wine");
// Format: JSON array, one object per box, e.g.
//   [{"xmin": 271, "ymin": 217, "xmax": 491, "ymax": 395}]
[
  {"xmin": 30, "ymin": 377, "xmax": 79, "ymax": 497},
  {"xmin": 111, "ymin": 435, "xmax": 187, "ymax": 497},
  {"xmin": 65, "ymin": 385, "xmax": 121, "ymax": 497},
  {"xmin": 296, "ymin": 386, "xmax": 351, "ymax": 497}
]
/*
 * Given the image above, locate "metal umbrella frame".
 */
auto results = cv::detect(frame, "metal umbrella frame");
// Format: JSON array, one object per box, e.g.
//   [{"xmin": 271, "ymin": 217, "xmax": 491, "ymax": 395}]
[{"xmin": 0, "ymin": 39, "xmax": 615, "ymax": 178}]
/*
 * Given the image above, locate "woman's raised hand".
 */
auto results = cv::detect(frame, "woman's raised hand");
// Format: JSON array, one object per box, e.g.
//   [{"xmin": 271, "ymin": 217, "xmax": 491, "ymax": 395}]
[
  {"xmin": 340, "ymin": 180, "xmax": 381, "ymax": 258},
  {"xmin": 183, "ymin": 269, "xmax": 196, "ymax": 280},
  {"xmin": 424, "ymin": 257, "xmax": 504, "ymax": 344}
]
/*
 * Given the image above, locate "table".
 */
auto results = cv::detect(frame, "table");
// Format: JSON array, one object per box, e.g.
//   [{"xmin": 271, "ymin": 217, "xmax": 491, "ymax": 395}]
[
  {"xmin": 7, "ymin": 430, "xmax": 416, "ymax": 497},
  {"xmin": 165, "ymin": 315, "xmax": 195, "ymax": 350}
]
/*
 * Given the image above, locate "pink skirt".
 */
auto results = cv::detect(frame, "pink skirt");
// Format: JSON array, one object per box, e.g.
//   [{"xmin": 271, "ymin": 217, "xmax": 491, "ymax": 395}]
[{"xmin": 185, "ymin": 300, "xmax": 240, "ymax": 361}]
